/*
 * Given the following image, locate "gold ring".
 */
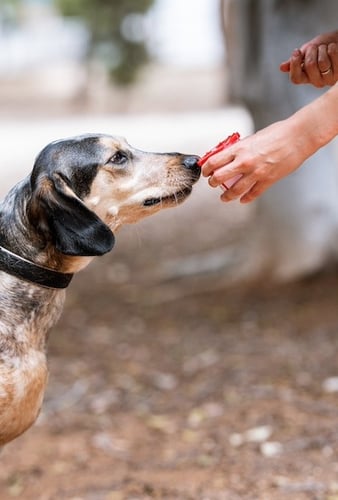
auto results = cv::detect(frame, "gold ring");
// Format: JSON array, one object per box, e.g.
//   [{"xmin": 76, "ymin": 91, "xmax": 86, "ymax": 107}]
[{"xmin": 320, "ymin": 67, "xmax": 332, "ymax": 75}]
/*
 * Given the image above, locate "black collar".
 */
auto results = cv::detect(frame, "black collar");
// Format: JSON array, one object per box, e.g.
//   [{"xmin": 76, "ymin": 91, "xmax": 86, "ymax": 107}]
[{"xmin": 0, "ymin": 245, "xmax": 73, "ymax": 289}]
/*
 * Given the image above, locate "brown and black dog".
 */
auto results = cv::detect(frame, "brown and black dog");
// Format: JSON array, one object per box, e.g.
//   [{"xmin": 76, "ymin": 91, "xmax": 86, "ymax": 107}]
[{"xmin": 0, "ymin": 134, "xmax": 200, "ymax": 445}]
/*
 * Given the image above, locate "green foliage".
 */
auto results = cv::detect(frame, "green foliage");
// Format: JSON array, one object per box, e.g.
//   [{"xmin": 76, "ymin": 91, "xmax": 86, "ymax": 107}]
[
  {"xmin": 55, "ymin": 0, "xmax": 155, "ymax": 85},
  {"xmin": 0, "ymin": 0, "xmax": 21, "ymax": 7},
  {"xmin": 0, "ymin": 0, "xmax": 22, "ymax": 27}
]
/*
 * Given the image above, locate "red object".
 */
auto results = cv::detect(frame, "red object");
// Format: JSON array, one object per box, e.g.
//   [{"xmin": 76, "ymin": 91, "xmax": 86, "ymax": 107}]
[
  {"xmin": 198, "ymin": 132, "xmax": 242, "ymax": 190},
  {"xmin": 197, "ymin": 132, "xmax": 240, "ymax": 167}
]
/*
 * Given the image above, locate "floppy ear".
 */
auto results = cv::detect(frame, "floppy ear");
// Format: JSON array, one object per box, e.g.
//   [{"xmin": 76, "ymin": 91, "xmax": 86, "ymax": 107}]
[{"xmin": 30, "ymin": 173, "xmax": 115, "ymax": 257}]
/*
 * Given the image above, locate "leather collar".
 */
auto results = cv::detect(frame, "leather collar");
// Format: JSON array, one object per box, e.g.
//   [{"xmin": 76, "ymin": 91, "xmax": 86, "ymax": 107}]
[{"xmin": 0, "ymin": 245, "xmax": 73, "ymax": 289}]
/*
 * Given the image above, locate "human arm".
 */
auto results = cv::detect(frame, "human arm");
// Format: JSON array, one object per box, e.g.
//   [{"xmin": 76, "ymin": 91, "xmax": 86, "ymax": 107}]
[
  {"xmin": 280, "ymin": 31, "xmax": 338, "ymax": 87},
  {"xmin": 202, "ymin": 83, "xmax": 338, "ymax": 203}
]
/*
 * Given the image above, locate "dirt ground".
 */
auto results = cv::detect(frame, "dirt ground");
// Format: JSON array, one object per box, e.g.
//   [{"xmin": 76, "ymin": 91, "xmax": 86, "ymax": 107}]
[{"xmin": 1, "ymin": 235, "xmax": 338, "ymax": 500}]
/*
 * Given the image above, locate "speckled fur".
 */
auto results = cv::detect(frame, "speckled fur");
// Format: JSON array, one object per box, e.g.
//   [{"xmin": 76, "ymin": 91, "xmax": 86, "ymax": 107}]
[{"xmin": 0, "ymin": 134, "xmax": 200, "ymax": 445}]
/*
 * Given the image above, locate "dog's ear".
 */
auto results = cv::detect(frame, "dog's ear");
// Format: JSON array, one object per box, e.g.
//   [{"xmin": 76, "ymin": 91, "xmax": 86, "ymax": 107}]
[{"xmin": 30, "ymin": 173, "xmax": 115, "ymax": 257}]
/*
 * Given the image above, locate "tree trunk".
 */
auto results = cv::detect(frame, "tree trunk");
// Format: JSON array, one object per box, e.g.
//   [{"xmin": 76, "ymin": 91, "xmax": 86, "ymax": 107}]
[{"xmin": 222, "ymin": 0, "xmax": 338, "ymax": 280}]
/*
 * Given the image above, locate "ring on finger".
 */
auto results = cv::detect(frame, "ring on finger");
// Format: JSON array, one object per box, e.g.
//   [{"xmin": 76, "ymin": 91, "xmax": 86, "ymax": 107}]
[{"xmin": 320, "ymin": 66, "xmax": 332, "ymax": 75}]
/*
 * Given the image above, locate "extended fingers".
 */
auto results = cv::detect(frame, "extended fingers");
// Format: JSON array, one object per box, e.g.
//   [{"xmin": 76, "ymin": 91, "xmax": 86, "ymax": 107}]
[
  {"xmin": 239, "ymin": 182, "xmax": 268, "ymax": 204},
  {"xmin": 285, "ymin": 31, "xmax": 338, "ymax": 87},
  {"xmin": 299, "ymin": 43, "xmax": 336, "ymax": 87},
  {"xmin": 316, "ymin": 44, "xmax": 336, "ymax": 86},
  {"xmin": 220, "ymin": 175, "xmax": 255, "ymax": 202},
  {"xmin": 289, "ymin": 49, "xmax": 309, "ymax": 84},
  {"xmin": 207, "ymin": 163, "xmax": 239, "ymax": 188},
  {"xmin": 328, "ymin": 42, "xmax": 338, "ymax": 83},
  {"xmin": 280, "ymin": 59, "xmax": 291, "ymax": 73},
  {"xmin": 201, "ymin": 150, "xmax": 235, "ymax": 177},
  {"xmin": 304, "ymin": 43, "xmax": 320, "ymax": 82},
  {"xmin": 318, "ymin": 44, "xmax": 332, "ymax": 73},
  {"xmin": 287, "ymin": 44, "xmax": 336, "ymax": 87}
]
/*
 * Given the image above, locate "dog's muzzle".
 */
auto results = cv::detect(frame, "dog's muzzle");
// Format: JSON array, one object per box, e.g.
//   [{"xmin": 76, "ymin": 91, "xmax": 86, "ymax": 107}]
[{"xmin": 143, "ymin": 155, "xmax": 201, "ymax": 207}]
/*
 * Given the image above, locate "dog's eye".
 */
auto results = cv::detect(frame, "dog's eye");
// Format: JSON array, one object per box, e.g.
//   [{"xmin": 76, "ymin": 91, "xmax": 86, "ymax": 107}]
[{"xmin": 109, "ymin": 151, "xmax": 128, "ymax": 166}]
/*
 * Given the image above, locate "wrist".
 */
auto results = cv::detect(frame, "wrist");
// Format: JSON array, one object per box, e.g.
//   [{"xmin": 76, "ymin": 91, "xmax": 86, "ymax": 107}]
[
  {"xmin": 289, "ymin": 85, "xmax": 338, "ymax": 158},
  {"xmin": 283, "ymin": 114, "xmax": 318, "ymax": 163}
]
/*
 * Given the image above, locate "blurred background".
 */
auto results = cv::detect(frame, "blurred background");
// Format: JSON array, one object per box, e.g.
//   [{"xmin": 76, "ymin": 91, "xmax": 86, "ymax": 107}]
[{"xmin": 1, "ymin": 1, "xmax": 338, "ymax": 499}]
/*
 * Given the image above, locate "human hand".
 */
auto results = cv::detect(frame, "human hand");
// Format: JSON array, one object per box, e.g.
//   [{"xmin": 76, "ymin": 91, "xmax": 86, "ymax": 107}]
[
  {"xmin": 280, "ymin": 31, "xmax": 338, "ymax": 87},
  {"xmin": 201, "ymin": 119, "xmax": 311, "ymax": 204}
]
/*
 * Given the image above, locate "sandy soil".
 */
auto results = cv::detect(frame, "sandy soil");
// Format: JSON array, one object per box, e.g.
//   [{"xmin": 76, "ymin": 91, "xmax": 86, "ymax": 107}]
[{"xmin": 1, "ymin": 239, "xmax": 338, "ymax": 499}]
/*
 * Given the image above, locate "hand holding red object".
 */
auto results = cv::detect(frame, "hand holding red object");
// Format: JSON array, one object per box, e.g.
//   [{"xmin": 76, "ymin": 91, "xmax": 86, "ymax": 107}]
[{"xmin": 198, "ymin": 133, "xmax": 242, "ymax": 190}]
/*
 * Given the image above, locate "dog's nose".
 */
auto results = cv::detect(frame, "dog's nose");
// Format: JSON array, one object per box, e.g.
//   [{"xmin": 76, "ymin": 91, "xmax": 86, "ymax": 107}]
[
  {"xmin": 183, "ymin": 155, "xmax": 200, "ymax": 170},
  {"xmin": 182, "ymin": 155, "xmax": 201, "ymax": 180},
  {"xmin": 183, "ymin": 156, "xmax": 201, "ymax": 180}
]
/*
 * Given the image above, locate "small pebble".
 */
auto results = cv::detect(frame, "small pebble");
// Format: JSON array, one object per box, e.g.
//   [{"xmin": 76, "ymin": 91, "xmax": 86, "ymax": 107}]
[
  {"xmin": 152, "ymin": 372, "xmax": 178, "ymax": 391},
  {"xmin": 322, "ymin": 377, "xmax": 338, "ymax": 393},
  {"xmin": 245, "ymin": 425, "xmax": 273, "ymax": 443},
  {"xmin": 260, "ymin": 441, "xmax": 283, "ymax": 457},
  {"xmin": 229, "ymin": 433, "xmax": 244, "ymax": 448},
  {"xmin": 229, "ymin": 425, "xmax": 273, "ymax": 447}
]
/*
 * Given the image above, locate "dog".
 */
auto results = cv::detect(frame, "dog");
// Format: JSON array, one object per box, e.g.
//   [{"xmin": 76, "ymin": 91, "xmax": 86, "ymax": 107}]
[{"xmin": 0, "ymin": 134, "xmax": 200, "ymax": 445}]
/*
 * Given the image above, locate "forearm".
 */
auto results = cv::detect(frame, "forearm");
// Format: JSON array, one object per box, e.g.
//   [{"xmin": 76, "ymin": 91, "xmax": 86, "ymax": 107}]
[
  {"xmin": 202, "ymin": 84, "xmax": 338, "ymax": 203},
  {"xmin": 291, "ymin": 82, "xmax": 338, "ymax": 158}
]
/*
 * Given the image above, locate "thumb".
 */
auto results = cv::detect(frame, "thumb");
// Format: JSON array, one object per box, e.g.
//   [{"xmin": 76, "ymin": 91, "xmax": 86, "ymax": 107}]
[{"xmin": 280, "ymin": 60, "xmax": 291, "ymax": 72}]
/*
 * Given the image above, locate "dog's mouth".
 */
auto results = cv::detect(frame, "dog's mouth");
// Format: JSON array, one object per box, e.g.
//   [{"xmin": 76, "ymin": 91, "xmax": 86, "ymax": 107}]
[{"xmin": 143, "ymin": 186, "xmax": 192, "ymax": 207}]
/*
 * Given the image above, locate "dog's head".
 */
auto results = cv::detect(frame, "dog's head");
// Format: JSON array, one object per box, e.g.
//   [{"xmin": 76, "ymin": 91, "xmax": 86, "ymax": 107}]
[{"xmin": 28, "ymin": 134, "xmax": 200, "ymax": 257}]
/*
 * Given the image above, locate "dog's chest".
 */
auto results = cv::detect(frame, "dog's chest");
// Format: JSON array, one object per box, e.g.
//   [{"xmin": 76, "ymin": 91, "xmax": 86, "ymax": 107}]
[{"xmin": 0, "ymin": 273, "xmax": 65, "ymax": 354}]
